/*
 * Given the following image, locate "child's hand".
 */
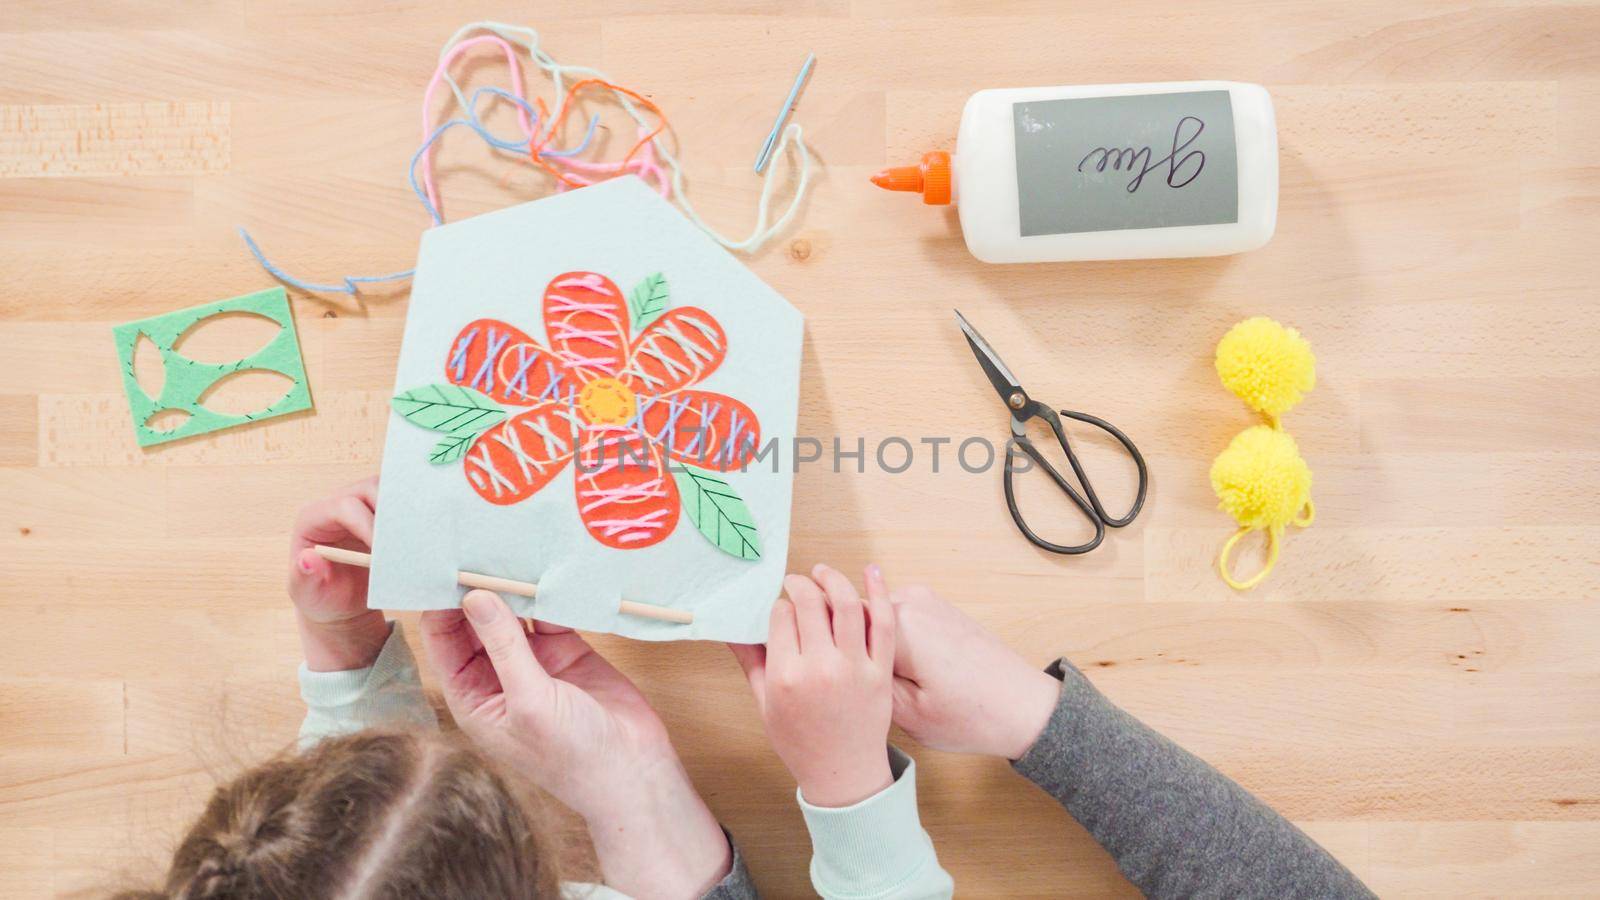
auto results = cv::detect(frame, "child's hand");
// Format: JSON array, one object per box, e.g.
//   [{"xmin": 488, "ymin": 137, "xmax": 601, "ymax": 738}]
[
  {"xmin": 888, "ymin": 582, "xmax": 1062, "ymax": 760},
  {"xmin": 420, "ymin": 590, "xmax": 731, "ymax": 899},
  {"xmin": 288, "ymin": 477, "xmax": 389, "ymax": 671},
  {"xmin": 730, "ymin": 564, "xmax": 896, "ymax": 807}
]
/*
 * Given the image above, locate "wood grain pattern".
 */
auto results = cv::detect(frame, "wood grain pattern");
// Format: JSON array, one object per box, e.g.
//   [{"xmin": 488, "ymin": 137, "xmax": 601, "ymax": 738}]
[
  {"xmin": 1, "ymin": 2, "xmax": 1597, "ymax": 897},
  {"xmin": 0, "ymin": 102, "xmax": 229, "ymax": 178}
]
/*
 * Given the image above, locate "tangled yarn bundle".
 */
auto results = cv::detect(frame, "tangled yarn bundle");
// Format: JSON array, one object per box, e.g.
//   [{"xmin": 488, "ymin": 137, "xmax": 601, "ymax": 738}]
[
  {"xmin": 241, "ymin": 20, "xmax": 813, "ymax": 294},
  {"xmin": 1210, "ymin": 317, "xmax": 1317, "ymax": 590}
]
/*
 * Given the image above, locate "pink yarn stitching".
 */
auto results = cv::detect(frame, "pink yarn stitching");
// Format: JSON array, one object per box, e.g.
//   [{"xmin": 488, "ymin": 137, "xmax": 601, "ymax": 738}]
[
  {"xmin": 547, "ymin": 284, "xmax": 626, "ymax": 371},
  {"xmin": 576, "ymin": 427, "xmax": 672, "ymax": 539}
]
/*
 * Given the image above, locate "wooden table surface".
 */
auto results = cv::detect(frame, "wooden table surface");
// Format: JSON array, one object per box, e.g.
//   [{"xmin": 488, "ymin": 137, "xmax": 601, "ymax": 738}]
[{"xmin": 3, "ymin": 2, "xmax": 1599, "ymax": 897}]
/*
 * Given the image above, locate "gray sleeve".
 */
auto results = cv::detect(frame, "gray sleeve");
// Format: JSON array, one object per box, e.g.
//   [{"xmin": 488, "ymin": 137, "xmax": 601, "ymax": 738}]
[
  {"xmin": 1012, "ymin": 659, "xmax": 1373, "ymax": 900},
  {"xmin": 699, "ymin": 830, "xmax": 758, "ymax": 900}
]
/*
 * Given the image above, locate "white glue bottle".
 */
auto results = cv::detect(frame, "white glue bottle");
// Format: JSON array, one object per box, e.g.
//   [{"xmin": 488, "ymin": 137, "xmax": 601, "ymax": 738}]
[{"xmin": 872, "ymin": 81, "xmax": 1278, "ymax": 263}]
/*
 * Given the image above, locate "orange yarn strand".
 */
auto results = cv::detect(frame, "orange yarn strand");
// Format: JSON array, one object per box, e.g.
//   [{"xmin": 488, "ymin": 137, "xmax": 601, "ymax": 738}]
[{"xmin": 537, "ymin": 78, "xmax": 671, "ymax": 168}]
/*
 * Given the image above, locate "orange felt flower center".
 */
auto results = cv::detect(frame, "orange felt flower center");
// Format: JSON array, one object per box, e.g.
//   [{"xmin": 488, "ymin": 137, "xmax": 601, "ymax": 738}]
[{"xmin": 577, "ymin": 377, "xmax": 637, "ymax": 425}]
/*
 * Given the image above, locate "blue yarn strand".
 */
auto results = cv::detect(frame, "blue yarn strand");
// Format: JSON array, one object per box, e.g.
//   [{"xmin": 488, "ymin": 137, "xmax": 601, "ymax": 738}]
[
  {"xmin": 465, "ymin": 86, "xmax": 538, "ymax": 151},
  {"xmin": 538, "ymin": 113, "xmax": 600, "ymax": 157},
  {"xmin": 243, "ymin": 82, "xmax": 600, "ymax": 292},
  {"xmin": 406, "ymin": 109, "xmax": 598, "ymax": 224},
  {"xmin": 408, "ymin": 119, "xmax": 473, "ymax": 225},
  {"xmin": 238, "ymin": 227, "xmax": 414, "ymax": 295}
]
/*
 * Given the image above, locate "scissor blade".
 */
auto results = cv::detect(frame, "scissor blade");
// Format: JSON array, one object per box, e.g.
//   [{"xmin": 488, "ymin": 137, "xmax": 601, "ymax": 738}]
[{"xmin": 954, "ymin": 309, "xmax": 1022, "ymax": 403}]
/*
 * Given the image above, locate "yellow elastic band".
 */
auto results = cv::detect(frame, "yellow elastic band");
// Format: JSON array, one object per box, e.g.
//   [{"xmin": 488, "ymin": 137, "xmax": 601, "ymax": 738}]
[{"xmin": 1218, "ymin": 525, "xmax": 1282, "ymax": 591}]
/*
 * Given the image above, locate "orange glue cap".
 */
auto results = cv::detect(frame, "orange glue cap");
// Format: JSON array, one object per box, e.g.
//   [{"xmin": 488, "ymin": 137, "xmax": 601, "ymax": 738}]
[{"xmin": 871, "ymin": 150, "xmax": 952, "ymax": 205}]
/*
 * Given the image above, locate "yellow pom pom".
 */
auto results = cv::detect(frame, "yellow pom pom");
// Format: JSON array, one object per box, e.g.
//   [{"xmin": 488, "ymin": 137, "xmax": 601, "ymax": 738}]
[
  {"xmin": 1215, "ymin": 317, "xmax": 1315, "ymax": 418},
  {"xmin": 1210, "ymin": 425, "xmax": 1311, "ymax": 530}
]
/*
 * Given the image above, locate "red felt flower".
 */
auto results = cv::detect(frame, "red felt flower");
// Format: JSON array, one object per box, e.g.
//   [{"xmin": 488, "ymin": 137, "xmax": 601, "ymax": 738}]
[{"xmin": 443, "ymin": 271, "xmax": 761, "ymax": 549}]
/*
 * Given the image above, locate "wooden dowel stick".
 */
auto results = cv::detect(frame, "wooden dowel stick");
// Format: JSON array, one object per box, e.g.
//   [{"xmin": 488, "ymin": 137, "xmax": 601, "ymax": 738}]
[
  {"xmin": 312, "ymin": 545, "xmax": 693, "ymax": 625},
  {"xmin": 619, "ymin": 599, "xmax": 683, "ymax": 621},
  {"xmin": 457, "ymin": 570, "xmax": 537, "ymax": 598},
  {"xmin": 313, "ymin": 544, "xmax": 374, "ymax": 569}
]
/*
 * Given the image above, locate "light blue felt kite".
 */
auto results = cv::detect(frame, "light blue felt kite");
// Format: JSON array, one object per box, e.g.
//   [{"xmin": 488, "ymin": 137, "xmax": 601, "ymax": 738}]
[{"xmin": 371, "ymin": 178, "xmax": 803, "ymax": 643}]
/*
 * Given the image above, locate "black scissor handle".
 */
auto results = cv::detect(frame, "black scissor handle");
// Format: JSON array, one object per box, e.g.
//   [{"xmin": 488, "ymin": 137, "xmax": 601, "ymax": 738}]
[
  {"xmin": 1005, "ymin": 433, "xmax": 1105, "ymax": 554},
  {"xmin": 1057, "ymin": 408, "xmax": 1148, "ymax": 527},
  {"xmin": 1001, "ymin": 408, "xmax": 1148, "ymax": 555}
]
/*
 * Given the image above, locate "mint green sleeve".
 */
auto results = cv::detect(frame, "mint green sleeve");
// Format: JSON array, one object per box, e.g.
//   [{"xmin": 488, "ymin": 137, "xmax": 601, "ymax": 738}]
[
  {"xmin": 297, "ymin": 620, "xmax": 439, "ymax": 748},
  {"xmin": 796, "ymin": 745, "xmax": 954, "ymax": 900}
]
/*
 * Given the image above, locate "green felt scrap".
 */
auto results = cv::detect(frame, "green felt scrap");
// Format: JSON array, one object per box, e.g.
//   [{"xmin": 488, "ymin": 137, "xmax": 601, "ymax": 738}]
[
  {"xmin": 111, "ymin": 287, "xmax": 312, "ymax": 448},
  {"xmin": 672, "ymin": 464, "xmax": 763, "ymax": 560}
]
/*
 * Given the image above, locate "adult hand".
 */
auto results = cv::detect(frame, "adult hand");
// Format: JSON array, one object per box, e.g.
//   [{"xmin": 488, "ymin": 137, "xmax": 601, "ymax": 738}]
[
  {"xmin": 287, "ymin": 476, "xmax": 389, "ymax": 671},
  {"xmin": 731, "ymin": 564, "xmax": 896, "ymax": 807},
  {"xmin": 420, "ymin": 590, "xmax": 731, "ymax": 900},
  {"xmin": 889, "ymin": 581, "xmax": 1063, "ymax": 761}
]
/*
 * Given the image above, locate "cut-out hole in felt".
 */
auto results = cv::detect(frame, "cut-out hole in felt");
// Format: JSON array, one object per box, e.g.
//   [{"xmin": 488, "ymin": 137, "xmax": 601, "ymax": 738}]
[
  {"xmin": 132, "ymin": 333, "xmax": 165, "ymax": 402},
  {"xmin": 171, "ymin": 311, "xmax": 283, "ymax": 364},
  {"xmin": 144, "ymin": 408, "xmax": 192, "ymax": 432},
  {"xmin": 198, "ymin": 368, "xmax": 296, "ymax": 416},
  {"xmin": 111, "ymin": 287, "xmax": 312, "ymax": 448}
]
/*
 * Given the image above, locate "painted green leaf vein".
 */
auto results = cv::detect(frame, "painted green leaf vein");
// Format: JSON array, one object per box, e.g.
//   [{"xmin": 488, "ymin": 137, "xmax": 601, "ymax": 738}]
[
  {"xmin": 392, "ymin": 384, "xmax": 507, "ymax": 434},
  {"xmin": 628, "ymin": 272, "xmax": 669, "ymax": 332},
  {"xmin": 672, "ymin": 465, "xmax": 761, "ymax": 561}
]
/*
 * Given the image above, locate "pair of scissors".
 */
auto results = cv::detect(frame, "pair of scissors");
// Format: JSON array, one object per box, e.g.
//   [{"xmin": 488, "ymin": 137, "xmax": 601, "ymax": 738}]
[{"xmin": 956, "ymin": 309, "xmax": 1149, "ymax": 555}]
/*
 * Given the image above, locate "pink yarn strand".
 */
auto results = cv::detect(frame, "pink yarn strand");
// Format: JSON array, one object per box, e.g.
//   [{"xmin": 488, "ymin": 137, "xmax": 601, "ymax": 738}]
[
  {"xmin": 553, "ymin": 130, "xmax": 670, "ymax": 197},
  {"xmin": 419, "ymin": 34, "xmax": 534, "ymax": 217}
]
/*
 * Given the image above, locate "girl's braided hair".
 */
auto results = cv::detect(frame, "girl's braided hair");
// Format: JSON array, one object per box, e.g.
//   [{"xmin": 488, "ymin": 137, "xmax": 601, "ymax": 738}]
[{"xmin": 115, "ymin": 729, "xmax": 562, "ymax": 899}]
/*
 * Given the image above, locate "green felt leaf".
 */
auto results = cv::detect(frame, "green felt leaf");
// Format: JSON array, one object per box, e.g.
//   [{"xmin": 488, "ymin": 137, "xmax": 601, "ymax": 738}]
[
  {"xmin": 627, "ymin": 272, "xmax": 669, "ymax": 331},
  {"xmin": 391, "ymin": 384, "xmax": 506, "ymax": 434},
  {"xmin": 428, "ymin": 430, "xmax": 481, "ymax": 465},
  {"xmin": 672, "ymin": 465, "xmax": 762, "ymax": 561}
]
